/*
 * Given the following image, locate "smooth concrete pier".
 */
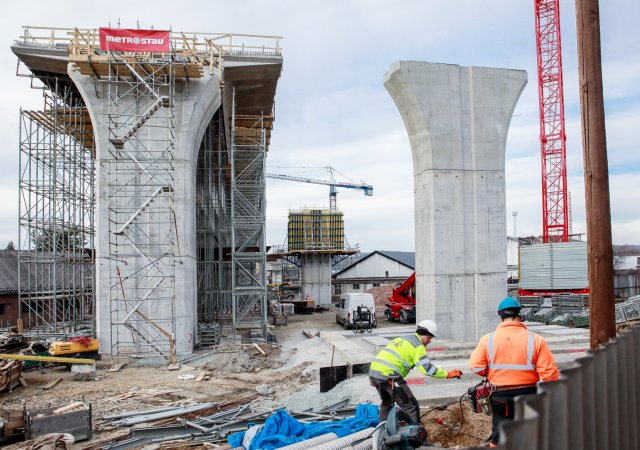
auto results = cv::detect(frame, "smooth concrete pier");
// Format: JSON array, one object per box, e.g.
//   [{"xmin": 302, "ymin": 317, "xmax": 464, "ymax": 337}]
[
  {"xmin": 301, "ymin": 253, "xmax": 333, "ymax": 307},
  {"xmin": 384, "ymin": 62, "xmax": 527, "ymax": 340}
]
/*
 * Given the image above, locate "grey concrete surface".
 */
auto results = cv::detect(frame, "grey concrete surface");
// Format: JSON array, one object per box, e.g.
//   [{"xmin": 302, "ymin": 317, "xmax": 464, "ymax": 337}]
[
  {"xmin": 383, "ymin": 61, "xmax": 527, "ymax": 342},
  {"xmin": 301, "ymin": 253, "xmax": 332, "ymax": 307},
  {"xmin": 325, "ymin": 321, "xmax": 589, "ymax": 405},
  {"xmin": 71, "ymin": 65, "xmax": 221, "ymax": 355}
]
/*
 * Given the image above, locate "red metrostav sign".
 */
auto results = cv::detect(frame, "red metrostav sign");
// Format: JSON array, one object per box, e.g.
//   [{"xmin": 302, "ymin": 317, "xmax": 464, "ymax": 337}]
[{"xmin": 99, "ymin": 28, "xmax": 170, "ymax": 52}]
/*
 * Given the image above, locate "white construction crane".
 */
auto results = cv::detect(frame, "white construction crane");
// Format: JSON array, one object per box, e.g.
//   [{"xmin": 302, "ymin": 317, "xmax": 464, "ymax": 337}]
[{"xmin": 266, "ymin": 166, "xmax": 373, "ymax": 212}]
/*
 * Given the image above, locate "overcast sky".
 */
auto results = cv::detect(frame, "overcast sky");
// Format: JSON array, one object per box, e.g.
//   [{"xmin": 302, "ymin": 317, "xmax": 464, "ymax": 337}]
[{"xmin": 0, "ymin": 1, "xmax": 638, "ymax": 253}]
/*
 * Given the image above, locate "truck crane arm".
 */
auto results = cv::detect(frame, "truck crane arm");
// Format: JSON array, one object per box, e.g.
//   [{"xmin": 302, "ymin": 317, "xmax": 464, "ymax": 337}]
[{"xmin": 384, "ymin": 272, "xmax": 416, "ymax": 324}]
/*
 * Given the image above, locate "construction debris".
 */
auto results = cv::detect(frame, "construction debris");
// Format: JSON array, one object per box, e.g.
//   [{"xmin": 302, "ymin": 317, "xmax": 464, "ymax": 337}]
[
  {"xmin": 0, "ymin": 359, "xmax": 22, "ymax": 392},
  {"xmin": 252, "ymin": 343, "xmax": 266, "ymax": 355},
  {"xmin": 302, "ymin": 330, "xmax": 317, "ymax": 339},
  {"xmin": 41, "ymin": 378, "xmax": 62, "ymax": 390},
  {"xmin": 25, "ymin": 402, "xmax": 91, "ymax": 442},
  {"xmin": 3, "ymin": 433, "xmax": 75, "ymax": 450},
  {"xmin": 107, "ymin": 362, "xmax": 126, "ymax": 372}
]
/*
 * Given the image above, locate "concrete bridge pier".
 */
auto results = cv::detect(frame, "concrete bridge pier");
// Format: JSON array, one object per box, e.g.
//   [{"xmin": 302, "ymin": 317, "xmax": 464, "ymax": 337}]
[
  {"xmin": 384, "ymin": 61, "xmax": 527, "ymax": 340},
  {"xmin": 70, "ymin": 65, "xmax": 221, "ymax": 356}
]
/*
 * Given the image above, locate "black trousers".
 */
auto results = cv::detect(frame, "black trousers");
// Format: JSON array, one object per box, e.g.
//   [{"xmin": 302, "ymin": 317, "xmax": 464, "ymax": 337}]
[
  {"xmin": 489, "ymin": 387, "xmax": 537, "ymax": 445},
  {"xmin": 370, "ymin": 377, "xmax": 421, "ymax": 424}
]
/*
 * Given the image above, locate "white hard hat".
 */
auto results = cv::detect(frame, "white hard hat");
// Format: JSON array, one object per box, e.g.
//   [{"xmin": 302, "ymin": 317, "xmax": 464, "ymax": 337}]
[{"xmin": 417, "ymin": 319, "xmax": 438, "ymax": 338}]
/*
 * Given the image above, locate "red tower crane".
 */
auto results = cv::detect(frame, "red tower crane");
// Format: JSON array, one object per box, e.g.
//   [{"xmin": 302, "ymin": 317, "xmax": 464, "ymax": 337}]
[{"xmin": 534, "ymin": 0, "xmax": 570, "ymax": 243}]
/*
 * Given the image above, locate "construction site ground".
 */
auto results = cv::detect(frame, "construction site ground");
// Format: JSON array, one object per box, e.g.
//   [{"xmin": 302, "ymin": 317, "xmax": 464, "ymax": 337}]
[{"xmin": 0, "ymin": 310, "xmax": 593, "ymax": 448}]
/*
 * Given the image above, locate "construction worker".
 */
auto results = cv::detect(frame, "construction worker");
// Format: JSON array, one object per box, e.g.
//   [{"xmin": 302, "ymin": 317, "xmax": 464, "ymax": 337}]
[
  {"xmin": 469, "ymin": 297, "xmax": 560, "ymax": 448},
  {"xmin": 369, "ymin": 319, "xmax": 463, "ymax": 424}
]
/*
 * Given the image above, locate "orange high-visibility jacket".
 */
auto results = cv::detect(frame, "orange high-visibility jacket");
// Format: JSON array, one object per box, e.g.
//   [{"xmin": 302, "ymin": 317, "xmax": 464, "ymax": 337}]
[{"xmin": 469, "ymin": 321, "xmax": 560, "ymax": 387}]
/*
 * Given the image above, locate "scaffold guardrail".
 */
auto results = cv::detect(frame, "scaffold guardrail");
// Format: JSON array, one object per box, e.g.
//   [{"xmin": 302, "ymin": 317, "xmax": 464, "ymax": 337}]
[{"xmin": 15, "ymin": 26, "xmax": 283, "ymax": 60}]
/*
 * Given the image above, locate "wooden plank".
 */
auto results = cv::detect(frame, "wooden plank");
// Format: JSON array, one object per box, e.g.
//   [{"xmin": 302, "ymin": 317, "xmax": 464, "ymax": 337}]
[
  {"xmin": 42, "ymin": 377, "xmax": 62, "ymax": 390},
  {"xmin": 52, "ymin": 401, "xmax": 85, "ymax": 414},
  {"xmin": 107, "ymin": 362, "xmax": 126, "ymax": 372},
  {"xmin": 194, "ymin": 372, "xmax": 206, "ymax": 382},
  {"xmin": 252, "ymin": 343, "xmax": 266, "ymax": 355}
]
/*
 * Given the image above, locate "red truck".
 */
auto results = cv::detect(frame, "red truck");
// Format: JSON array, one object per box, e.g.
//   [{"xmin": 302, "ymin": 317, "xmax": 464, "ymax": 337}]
[{"xmin": 384, "ymin": 272, "xmax": 416, "ymax": 323}]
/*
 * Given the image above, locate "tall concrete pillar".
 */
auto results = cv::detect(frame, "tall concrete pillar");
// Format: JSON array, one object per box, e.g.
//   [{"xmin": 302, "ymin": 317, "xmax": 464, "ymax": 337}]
[
  {"xmin": 384, "ymin": 62, "xmax": 527, "ymax": 340},
  {"xmin": 70, "ymin": 65, "xmax": 221, "ymax": 355},
  {"xmin": 301, "ymin": 253, "xmax": 332, "ymax": 307}
]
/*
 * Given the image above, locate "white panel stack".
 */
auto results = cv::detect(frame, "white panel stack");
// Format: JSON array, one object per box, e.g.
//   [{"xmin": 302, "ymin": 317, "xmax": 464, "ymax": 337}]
[{"xmin": 519, "ymin": 242, "xmax": 588, "ymax": 290}]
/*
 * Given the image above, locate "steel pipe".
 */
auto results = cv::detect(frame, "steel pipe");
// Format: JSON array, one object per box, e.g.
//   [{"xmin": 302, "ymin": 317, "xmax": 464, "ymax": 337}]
[{"xmin": 278, "ymin": 433, "xmax": 338, "ymax": 450}]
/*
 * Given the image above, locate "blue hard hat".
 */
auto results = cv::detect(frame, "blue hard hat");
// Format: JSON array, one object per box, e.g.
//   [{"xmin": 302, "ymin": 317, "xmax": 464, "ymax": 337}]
[{"xmin": 498, "ymin": 297, "xmax": 522, "ymax": 312}]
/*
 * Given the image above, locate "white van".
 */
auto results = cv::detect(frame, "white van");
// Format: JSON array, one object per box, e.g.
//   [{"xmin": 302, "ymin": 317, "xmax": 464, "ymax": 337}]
[{"xmin": 336, "ymin": 293, "xmax": 377, "ymax": 329}]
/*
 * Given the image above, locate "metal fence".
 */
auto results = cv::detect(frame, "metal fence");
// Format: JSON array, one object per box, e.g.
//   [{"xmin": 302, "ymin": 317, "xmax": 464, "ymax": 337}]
[{"xmin": 493, "ymin": 324, "xmax": 640, "ymax": 450}]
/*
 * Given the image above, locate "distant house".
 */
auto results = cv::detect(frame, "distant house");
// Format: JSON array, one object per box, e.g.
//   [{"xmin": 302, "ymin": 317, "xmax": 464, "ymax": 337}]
[
  {"xmin": 332, "ymin": 250, "xmax": 415, "ymax": 295},
  {"xmin": 0, "ymin": 250, "xmax": 20, "ymax": 327},
  {"xmin": 615, "ymin": 255, "xmax": 640, "ymax": 299},
  {"xmin": 0, "ymin": 249, "xmax": 94, "ymax": 330}
]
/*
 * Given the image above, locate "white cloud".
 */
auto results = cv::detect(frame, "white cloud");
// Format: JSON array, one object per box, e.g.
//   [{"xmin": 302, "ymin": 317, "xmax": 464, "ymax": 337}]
[{"xmin": 0, "ymin": 0, "xmax": 638, "ymax": 252}]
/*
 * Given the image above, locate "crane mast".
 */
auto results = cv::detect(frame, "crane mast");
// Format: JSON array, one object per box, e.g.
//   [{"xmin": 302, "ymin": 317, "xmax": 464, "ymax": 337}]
[{"xmin": 535, "ymin": 0, "xmax": 570, "ymax": 243}]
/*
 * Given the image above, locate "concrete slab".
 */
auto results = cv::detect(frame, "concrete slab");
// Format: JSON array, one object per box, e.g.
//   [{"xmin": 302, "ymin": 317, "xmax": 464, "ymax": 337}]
[
  {"xmin": 359, "ymin": 336, "xmax": 390, "ymax": 354},
  {"xmin": 320, "ymin": 331, "xmax": 371, "ymax": 365}
]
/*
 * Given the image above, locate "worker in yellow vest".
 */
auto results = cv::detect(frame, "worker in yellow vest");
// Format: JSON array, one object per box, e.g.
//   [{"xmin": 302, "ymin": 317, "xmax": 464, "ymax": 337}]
[{"xmin": 369, "ymin": 320, "xmax": 462, "ymax": 423}]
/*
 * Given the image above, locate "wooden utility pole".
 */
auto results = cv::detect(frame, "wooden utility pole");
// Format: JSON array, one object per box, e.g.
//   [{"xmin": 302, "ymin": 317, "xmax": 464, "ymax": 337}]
[{"xmin": 575, "ymin": 0, "xmax": 615, "ymax": 349}]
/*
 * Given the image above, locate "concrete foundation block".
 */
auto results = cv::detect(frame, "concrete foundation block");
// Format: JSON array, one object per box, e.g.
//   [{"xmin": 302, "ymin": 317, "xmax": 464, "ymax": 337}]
[{"xmin": 71, "ymin": 364, "xmax": 96, "ymax": 381}]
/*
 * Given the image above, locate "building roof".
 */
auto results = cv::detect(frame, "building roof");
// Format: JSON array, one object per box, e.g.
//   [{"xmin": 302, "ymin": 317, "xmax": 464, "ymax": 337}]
[
  {"xmin": 377, "ymin": 251, "xmax": 415, "ymax": 269},
  {"xmin": 333, "ymin": 250, "xmax": 415, "ymax": 277},
  {"xmin": 0, "ymin": 249, "xmax": 93, "ymax": 295},
  {"xmin": 0, "ymin": 250, "xmax": 19, "ymax": 293}
]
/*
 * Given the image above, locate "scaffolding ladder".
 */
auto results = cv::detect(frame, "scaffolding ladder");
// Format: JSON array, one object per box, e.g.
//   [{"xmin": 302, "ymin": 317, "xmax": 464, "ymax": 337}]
[
  {"xmin": 106, "ymin": 54, "xmax": 177, "ymax": 362},
  {"xmin": 230, "ymin": 93, "xmax": 268, "ymax": 341}
]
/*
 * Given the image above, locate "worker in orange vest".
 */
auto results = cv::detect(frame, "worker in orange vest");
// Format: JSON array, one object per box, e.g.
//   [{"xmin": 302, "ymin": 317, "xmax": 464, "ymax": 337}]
[{"xmin": 469, "ymin": 297, "xmax": 559, "ymax": 448}]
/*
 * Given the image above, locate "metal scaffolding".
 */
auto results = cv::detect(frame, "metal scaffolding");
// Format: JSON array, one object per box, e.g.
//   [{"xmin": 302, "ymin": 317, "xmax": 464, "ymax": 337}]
[
  {"xmin": 18, "ymin": 83, "xmax": 95, "ymax": 334},
  {"xmin": 105, "ymin": 55, "xmax": 177, "ymax": 362},
  {"xmin": 14, "ymin": 27, "xmax": 282, "ymax": 350},
  {"xmin": 230, "ymin": 94, "xmax": 268, "ymax": 341},
  {"xmin": 197, "ymin": 109, "xmax": 231, "ymax": 347}
]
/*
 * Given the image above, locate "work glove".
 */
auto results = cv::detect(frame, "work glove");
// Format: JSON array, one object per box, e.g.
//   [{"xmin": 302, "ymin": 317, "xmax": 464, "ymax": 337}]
[{"xmin": 447, "ymin": 369, "xmax": 462, "ymax": 379}]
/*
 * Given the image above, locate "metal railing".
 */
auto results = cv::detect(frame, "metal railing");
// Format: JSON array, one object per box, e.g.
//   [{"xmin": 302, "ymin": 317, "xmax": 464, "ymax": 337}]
[{"xmin": 15, "ymin": 25, "xmax": 282, "ymax": 59}]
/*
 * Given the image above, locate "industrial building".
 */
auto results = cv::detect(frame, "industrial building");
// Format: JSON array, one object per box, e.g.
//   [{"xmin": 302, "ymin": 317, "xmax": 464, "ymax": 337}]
[{"xmin": 332, "ymin": 250, "xmax": 415, "ymax": 295}]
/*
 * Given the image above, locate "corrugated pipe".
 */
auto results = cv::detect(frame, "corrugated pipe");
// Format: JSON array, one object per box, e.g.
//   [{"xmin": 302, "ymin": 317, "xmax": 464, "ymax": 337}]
[
  {"xmin": 348, "ymin": 440, "xmax": 373, "ymax": 450},
  {"xmin": 278, "ymin": 433, "xmax": 338, "ymax": 450},
  {"xmin": 305, "ymin": 428, "xmax": 375, "ymax": 450}
]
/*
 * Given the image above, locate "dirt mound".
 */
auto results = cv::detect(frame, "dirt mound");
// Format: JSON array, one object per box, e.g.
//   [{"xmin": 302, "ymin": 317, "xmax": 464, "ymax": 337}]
[{"xmin": 422, "ymin": 401, "xmax": 492, "ymax": 448}]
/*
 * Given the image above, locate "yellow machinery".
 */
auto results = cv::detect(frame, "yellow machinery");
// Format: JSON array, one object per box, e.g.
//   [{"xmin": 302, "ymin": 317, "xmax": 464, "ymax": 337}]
[{"xmin": 49, "ymin": 337, "xmax": 100, "ymax": 360}]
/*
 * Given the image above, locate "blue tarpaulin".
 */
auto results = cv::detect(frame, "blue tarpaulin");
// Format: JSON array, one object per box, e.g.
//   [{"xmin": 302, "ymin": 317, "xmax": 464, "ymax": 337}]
[{"xmin": 228, "ymin": 404, "xmax": 379, "ymax": 449}]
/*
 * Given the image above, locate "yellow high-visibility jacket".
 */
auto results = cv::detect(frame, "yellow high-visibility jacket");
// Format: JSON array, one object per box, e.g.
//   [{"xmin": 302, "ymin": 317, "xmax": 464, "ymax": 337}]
[{"xmin": 369, "ymin": 333, "xmax": 448, "ymax": 380}]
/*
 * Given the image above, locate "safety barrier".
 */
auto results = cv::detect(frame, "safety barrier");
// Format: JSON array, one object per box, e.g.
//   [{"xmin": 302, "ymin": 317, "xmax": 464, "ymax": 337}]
[
  {"xmin": 495, "ymin": 324, "xmax": 640, "ymax": 450},
  {"xmin": 15, "ymin": 26, "xmax": 282, "ymax": 59}
]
